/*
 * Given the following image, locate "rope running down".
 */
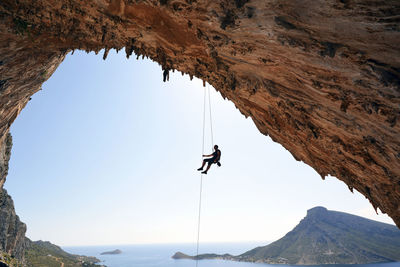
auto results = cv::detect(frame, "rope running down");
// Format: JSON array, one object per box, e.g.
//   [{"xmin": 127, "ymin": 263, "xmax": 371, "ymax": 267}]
[{"xmin": 195, "ymin": 84, "xmax": 214, "ymax": 267}]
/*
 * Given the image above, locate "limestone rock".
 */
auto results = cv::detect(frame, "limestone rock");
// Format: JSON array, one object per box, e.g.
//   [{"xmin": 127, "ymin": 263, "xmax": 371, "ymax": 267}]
[
  {"xmin": 0, "ymin": 132, "xmax": 26, "ymax": 261},
  {"xmin": 0, "ymin": 0, "xmax": 399, "ymax": 228},
  {"xmin": 0, "ymin": 189, "xmax": 26, "ymax": 261},
  {"xmin": 0, "ymin": 134, "xmax": 11, "ymax": 189}
]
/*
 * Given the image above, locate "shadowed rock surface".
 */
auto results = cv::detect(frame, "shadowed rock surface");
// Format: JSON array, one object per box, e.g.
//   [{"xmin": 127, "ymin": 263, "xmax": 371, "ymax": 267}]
[
  {"xmin": 174, "ymin": 207, "xmax": 400, "ymax": 265},
  {"xmin": 0, "ymin": 189, "xmax": 26, "ymax": 263},
  {"xmin": 0, "ymin": 0, "xmax": 399, "ymax": 259},
  {"xmin": 0, "ymin": 134, "xmax": 26, "ymax": 262}
]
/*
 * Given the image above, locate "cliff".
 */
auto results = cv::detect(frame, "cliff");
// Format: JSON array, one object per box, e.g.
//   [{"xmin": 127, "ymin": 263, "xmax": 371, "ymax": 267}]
[
  {"xmin": 0, "ymin": 190, "xmax": 26, "ymax": 263},
  {"xmin": 0, "ymin": 134, "xmax": 26, "ymax": 263},
  {"xmin": 174, "ymin": 207, "xmax": 400, "ymax": 265},
  {"xmin": 0, "ymin": 0, "xmax": 399, "ymax": 261},
  {"xmin": 0, "ymin": 0, "xmax": 399, "ymax": 227}
]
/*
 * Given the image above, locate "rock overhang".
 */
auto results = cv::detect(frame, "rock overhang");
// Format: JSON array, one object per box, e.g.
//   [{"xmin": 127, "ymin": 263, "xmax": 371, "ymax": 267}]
[{"xmin": 0, "ymin": 0, "xmax": 399, "ymax": 230}]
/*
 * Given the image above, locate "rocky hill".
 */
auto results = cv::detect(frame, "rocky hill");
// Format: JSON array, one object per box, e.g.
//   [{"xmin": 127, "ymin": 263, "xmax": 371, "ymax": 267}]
[
  {"xmin": 25, "ymin": 240, "xmax": 104, "ymax": 267},
  {"xmin": 173, "ymin": 207, "xmax": 400, "ymax": 265}
]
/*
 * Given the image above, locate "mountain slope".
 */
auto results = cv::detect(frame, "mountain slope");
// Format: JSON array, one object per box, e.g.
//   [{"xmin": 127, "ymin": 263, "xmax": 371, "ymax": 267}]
[
  {"xmin": 173, "ymin": 207, "xmax": 400, "ymax": 265},
  {"xmin": 240, "ymin": 207, "xmax": 400, "ymax": 265},
  {"xmin": 25, "ymin": 240, "xmax": 104, "ymax": 267}
]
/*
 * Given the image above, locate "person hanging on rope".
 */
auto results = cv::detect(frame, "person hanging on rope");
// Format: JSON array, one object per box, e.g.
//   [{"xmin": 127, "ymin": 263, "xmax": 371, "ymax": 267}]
[
  {"xmin": 163, "ymin": 69, "xmax": 170, "ymax": 82},
  {"xmin": 197, "ymin": 145, "xmax": 221, "ymax": 174}
]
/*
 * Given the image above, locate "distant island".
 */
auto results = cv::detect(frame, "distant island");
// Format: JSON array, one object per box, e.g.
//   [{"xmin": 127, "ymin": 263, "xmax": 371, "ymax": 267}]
[
  {"xmin": 173, "ymin": 206, "xmax": 400, "ymax": 265},
  {"xmin": 101, "ymin": 249, "xmax": 122, "ymax": 255},
  {"xmin": 172, "ymin": 252, "xmax": 234, "ymax": 261}
]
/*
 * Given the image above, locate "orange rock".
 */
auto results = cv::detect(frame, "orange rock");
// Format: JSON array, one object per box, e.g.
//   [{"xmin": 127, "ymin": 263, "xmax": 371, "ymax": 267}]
[{"xmin": 0, "ymin": 0, "xmax": 399, "ymax": 228}]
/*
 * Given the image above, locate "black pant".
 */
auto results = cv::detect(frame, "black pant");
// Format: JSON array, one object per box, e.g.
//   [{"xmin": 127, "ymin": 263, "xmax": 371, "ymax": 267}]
[{"xmin": 204, "ymin": 158, "xmax": 215, "ymax": 165}]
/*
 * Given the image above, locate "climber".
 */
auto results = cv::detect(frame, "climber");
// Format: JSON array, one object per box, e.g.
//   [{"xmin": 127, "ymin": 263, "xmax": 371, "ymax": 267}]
[
  {"xmin": 197, "ymin": 145, "xmax": 221, "ymax": 174},
  {"xmin": 163, "ymin": 69, "xmax": 170, "ymax": 82}
]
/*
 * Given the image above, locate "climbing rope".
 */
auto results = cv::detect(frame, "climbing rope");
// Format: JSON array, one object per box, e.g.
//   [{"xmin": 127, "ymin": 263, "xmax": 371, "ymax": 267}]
[
  {"xmin": 207, "ymin": 84, "xmax": 214, "ymax": 150},
  {"xmin": 195, "ymin": 83, "xmax": 214, "ymax": 267}
]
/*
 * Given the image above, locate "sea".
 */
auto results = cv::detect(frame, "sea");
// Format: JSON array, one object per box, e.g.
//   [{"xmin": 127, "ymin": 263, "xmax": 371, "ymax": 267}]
[{"xmin": 63, "ymin": 243, "xmax": 400, "ymax": 267}]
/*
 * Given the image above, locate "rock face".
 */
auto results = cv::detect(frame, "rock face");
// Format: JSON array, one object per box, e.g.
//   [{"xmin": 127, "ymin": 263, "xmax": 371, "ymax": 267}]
[
  {"xmin": 0, "ymin": 133, "xmax": 12, "ymax": 190},
  {"xmin": 0, "ymin": 190, "xmax": 26, "ymax": 261},
  {"xmin": 0, "ymin": 133, "xmax": 26, "ymax": 262},
  {"xmin": 0, "ymin": 0, "xmax": 399, "ymax": 236},
  {"xmin": 174, "ymin": 206, "xmax": 400, "ymax": 265}
]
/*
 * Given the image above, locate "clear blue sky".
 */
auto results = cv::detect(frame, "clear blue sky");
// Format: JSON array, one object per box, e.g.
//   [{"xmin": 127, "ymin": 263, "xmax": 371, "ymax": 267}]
[{"xmin": 4, "ymin": 50, "xmax": 394, "ymax": 246}]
